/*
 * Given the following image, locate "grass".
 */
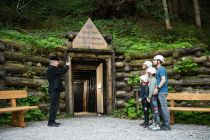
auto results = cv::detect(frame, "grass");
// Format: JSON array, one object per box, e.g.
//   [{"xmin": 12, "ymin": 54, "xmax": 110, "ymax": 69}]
[{"xmin": 0, "ymin": 16, "xmax": 208, "ymax": 53}]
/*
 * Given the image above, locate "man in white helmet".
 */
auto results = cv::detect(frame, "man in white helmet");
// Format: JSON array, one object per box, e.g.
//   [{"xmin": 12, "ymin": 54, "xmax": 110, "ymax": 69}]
[{"xmin": 153, "ymin": 55, "xmax": 170, "ymax": 130}]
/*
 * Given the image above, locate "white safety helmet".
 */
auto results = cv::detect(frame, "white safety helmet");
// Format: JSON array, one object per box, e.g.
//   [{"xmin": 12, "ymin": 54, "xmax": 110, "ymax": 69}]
[
  {"xmin": 153, "ymin": 55, "xmax": 164, "ymax": 62},
  {"xmin": 143, "ymin": 61, "xmax": 152, "ymax": 68},
  {"xmin": 147, "ymin": 67, "xmax": 156, "ymax": 74},
  {"xmin": 140, "ymin": 75, "xmax": 149, "ymax": 83}
]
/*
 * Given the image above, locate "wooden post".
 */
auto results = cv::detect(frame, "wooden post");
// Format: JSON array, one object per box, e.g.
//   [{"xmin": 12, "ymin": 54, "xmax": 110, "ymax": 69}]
[
  {"xmin": 106, "ymin": 57, "xmax": 113, "ymax": 114},
  {"xmin": 112, "ymin": 51, "xmax": 116, "ymax": 111},
  {"xmin": 170, "ymin": 100, "xmax": 175, "ymax": 125},
  {"xmin": 10, "ymin": 99, "xmax": 16, "ymax": 107},
  {"xmin": 65, "ymin": 55, "xmax": 74, "ymax": 115},
  {"xmin": 135, "ymin": 91, "xmax": 140, "ymax": 112}
]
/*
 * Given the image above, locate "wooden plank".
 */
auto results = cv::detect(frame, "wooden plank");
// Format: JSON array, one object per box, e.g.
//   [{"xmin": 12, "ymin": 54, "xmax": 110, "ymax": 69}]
[
  {"xmin": 0, "ymin": 106, "xmax": 38, "ymax": 113},
  {"xmin": 0, "ymin": 90, "xmax": 27, "ymax": 99},
  {"xmin": 97, "ymin": 63, "xmax": 104, "ymax": 113},
  {"xmin": 167, "ymin": 93, "xmax": 210, "ymax": 100},
  {"xmin": 169, "ymin": 107, "xmax": 210, "ymax": 112},
  {"xmin": 73, "ymin": 65, "xmax": 98, "ymax": 71}
]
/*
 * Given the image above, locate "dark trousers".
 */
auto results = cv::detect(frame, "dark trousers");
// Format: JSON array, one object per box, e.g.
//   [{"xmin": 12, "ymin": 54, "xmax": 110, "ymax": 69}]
[
  {"xmin": 48, "ymin": 90, "xmax": 60, "ymax": 124},
  {"xmin": 141, "ymin": 99, "xmax": 150, "ymax": 123}
]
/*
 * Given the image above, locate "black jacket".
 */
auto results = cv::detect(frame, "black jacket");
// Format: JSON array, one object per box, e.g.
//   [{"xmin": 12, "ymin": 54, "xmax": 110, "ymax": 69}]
[
  {"xmin": 47, "ymin": 65, "xmax": 69, "ymax": 93},
  {"xmin": 140, "ymin": 85, "xmax": 149, "ymax": 100}
]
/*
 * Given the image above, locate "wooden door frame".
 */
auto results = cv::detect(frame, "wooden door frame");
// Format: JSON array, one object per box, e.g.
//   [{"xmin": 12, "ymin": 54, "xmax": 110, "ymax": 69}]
[{"xmin": 65, "ymin": 50, "xmax": 115, "ymax": 115}]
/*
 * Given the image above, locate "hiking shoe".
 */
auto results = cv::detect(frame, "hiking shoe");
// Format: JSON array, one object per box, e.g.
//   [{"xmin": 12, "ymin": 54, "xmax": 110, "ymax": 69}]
[
  {"xmin": 151, "ymin": 124, "xmax": 160, "ymax": 131},
  {"xmin": 48, "ymin": 122, "xmax": 59, "ymax": 127},
  {"xmin": 160, "ymin": 126, "xmax": 171, "ymax": 131},
  {"xmin": 148, "ymin": 123, "xmax": 156, "ymax": 130},
  {"xmin": 143, "ymin": 122, "xmax": 149, "ymax": 128},
  {"xmin": 140, "ymin": 122, "xmax": 146, "ymax": 126}
]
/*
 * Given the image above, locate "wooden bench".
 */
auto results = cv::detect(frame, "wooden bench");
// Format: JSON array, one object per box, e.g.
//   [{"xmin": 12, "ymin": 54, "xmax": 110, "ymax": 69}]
[
  {"xmin": 0, "ymin": 90, "xmax": 38, "ymax": 128},
  {"xmin": 167, "ymin": 92, "xmax": 210, "ymax": 124}
]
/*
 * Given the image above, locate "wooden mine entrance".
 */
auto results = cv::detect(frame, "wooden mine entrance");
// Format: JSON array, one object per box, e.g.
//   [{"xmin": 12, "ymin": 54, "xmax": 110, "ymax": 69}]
[
  {"xmin": 65, "ymin": 50, "xmax": 114, "ymax": 115},
  {"xmin": 73, "ymin": 59, "xmax": 104, "ymax": 114},
  {"xmin": 65, "ymin": 18, "xmax": 115, "ymax": 116}
]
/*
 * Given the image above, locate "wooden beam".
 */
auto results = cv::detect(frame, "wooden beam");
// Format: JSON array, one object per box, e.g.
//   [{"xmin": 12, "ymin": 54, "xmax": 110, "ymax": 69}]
[{"xmin": 65, "ymin": 55, "xmax": 74, "ymax": 114}]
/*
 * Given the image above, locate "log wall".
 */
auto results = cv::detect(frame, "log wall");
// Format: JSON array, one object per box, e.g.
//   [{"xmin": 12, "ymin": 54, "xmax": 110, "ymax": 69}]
[
  {"xmin": 115, "ymin": 46, "xmax": 210, "ymax": 108},
  {"xmin": 1, "ymin": 39, "xmax": 210, "ymax": 112},
  {"xmin": 0, "ymin": 40, "xmax": 67, "ymax": 113}
]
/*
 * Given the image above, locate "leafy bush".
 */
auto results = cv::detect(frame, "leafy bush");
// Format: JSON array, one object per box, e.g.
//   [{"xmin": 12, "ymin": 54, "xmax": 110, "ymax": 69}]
[
  {"xmin": 17, "ymin": 95, "xmax": 45, "ymax": 121},
  {"xmin": 124, "ymin": 98, "xmax": 142, "ymax": 119},
  {"xmin": 127, "ymin": 74, "xmax": 140, "ymax": 86},
  {"xmin": 174, "ymin": 57, "xmax": 198, "ymax": 73},
  {"xmin": 175, "ymin": 112, "xmax": 210, "ymax": 125}
]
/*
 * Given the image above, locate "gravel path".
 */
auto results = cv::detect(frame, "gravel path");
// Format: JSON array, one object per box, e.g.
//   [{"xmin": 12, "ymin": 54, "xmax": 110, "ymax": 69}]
[{"xmin": 0, "ymin": 117, "xmax": 210, "ymax": 140}]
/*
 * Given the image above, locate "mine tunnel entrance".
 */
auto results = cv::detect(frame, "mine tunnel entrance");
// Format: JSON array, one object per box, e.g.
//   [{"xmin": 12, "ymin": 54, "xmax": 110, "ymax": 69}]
[{"xmin": 72, "ymin": 60, "xmax": 106, "ymax": 115}]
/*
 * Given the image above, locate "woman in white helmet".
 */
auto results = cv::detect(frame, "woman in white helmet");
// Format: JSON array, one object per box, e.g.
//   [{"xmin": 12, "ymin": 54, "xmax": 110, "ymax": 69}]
[
  {"xmin": 152, "ymin": 55, "xmax": 170, "ymax": 130},
  {"xmin": 139, "ymin": 60, "xmax": 152, "ymax": 127},
  {"xmin": 146, "ymin": 67, "xmax": 161, "ymax": 131},
  {"xmin": 142, "ymin": 61, "xmax": 152, "ymax": 75}
]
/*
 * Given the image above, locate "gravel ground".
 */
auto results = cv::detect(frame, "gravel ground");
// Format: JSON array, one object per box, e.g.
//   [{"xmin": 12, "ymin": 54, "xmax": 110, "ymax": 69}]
[{"xmin": 0, "ymin": 117, "xmax": 210, "ymax": 140}]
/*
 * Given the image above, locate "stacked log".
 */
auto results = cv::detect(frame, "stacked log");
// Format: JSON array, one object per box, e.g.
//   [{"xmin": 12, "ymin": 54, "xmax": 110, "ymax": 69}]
[{"xmin": 0, "ymin": 41, "xmax": 7, "ymax": 90}]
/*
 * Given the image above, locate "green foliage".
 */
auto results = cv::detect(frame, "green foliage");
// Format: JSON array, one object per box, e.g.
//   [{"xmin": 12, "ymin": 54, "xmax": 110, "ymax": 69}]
[
  {"xmin": 124, "ymin": 98, "xmax": 142, "ymax": 119},
  {"xmin": 0, "ymin": 28, "xmax": 64, "ymax": 48},
  {"xmin": 174, "ymin": 57, "xmax": 198, "ymax": 73},
  {"xmin": 175, "ymin": 112, "xmax": 210, "ymax": 125},
  {"xmin": 127, "ymin": 74, "xmax": 140, "ymax": 86},
  {"xmin": 111, "ymin": 109, "xmax": 127, "ymax": 118},
  {"xmin": 17, "ymin": 95, "xmax": 45, "ymax": 121}
]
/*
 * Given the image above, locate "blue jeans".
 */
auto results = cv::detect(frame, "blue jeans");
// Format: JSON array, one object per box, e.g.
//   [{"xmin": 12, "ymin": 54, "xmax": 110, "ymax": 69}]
[{"xmin": 158, "ymin": 93, "xmax": 170, "ymax": 127}]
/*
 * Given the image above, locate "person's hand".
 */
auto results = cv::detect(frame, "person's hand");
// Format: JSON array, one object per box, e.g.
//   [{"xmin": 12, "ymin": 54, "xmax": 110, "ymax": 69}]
[
  {"xmin": 146, "ymin": 98, "xmax": 150, "ymax": 102},
  {"xmin": 66, "ymin": 61, "xmax": 70, "ymax": 66},
  {"xmin": 153, "ymin": 88, "xmax": 158, "ymax": 95}
]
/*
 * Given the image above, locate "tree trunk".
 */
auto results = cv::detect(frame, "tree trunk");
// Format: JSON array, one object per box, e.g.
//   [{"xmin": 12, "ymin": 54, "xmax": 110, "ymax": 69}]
[
  {"xmin": 116, "ymin": 91, "xmax": 133, "ymax": 98},
  {"xmin": 0, "ymin": 62, "xmax": 46, "ymax": 76},
  {"xmin": 169, "ymin": 77, "xmax": 210, "ymax": 86},
  {"xmin": 193, "ymin": 0, "xmax": 202, "ymax": 28},
  {"xmin": 115, "ymin": 62, "xmax": 125, "ymax": 68},
  {"xmin": 115, "ymin": 99, "xmax": 125, "ymax": 108},
  {"xmin": 5, "ymin": 76, "xmax": 48, "ymax": 88},
  {"xmin": 3, "ymin": 51, "xmax": 49, "ymax": 65},
  {"xmin": 162, "ymin": 0, "xmax": 172, "ymax": 29}
]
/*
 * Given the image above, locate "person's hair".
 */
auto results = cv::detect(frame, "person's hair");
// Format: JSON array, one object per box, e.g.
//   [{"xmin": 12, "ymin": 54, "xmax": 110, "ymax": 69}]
[{"xmin": 157, "ymin": 59, "xmax": 163, "ymax": 64}]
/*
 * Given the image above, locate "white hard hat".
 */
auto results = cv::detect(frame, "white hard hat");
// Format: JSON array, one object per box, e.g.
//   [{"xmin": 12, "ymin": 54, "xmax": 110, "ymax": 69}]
[
  {"xmin": 140, "ymin": 75, "xmax": 149, "ymax": 83},
  {"xmin": 147, "ymin": 67, "xmax": 156, "ymax": 74},
  {"xmin": 143, "ymin": 61, "xmax": 152, "ymax": 68},
  {"xmin": 154, "ymin": 55, "xmax": 164, "ymax": 62}
]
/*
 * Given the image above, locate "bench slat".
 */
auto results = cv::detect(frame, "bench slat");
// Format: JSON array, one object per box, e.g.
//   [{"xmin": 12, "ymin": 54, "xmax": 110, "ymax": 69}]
[
  {"xmin": 169, "ymin": 107, "xmax": 210, "ymax": 112},
  {"xmin": 0, "ymin": 90, "xmax": 27, "ymax": 99},
  {"xmin": 167, "ymin": 93, "xmax": 210, "ymax": 100},
  {"xmin": 0, "ymin": 106, "xmax": 38, "ymax": 113}
]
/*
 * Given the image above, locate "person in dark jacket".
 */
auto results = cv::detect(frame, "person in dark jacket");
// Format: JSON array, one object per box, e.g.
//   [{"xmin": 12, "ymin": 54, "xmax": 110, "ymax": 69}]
[
  {"xmin": 47, "ymin": 55, "xmax": 70, "ymax": 127},
  {"xmin": 139, "ymin": 74, "xmax": 150, "ymax": 128}
]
